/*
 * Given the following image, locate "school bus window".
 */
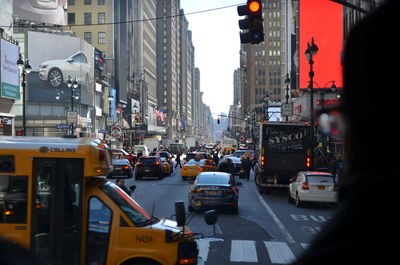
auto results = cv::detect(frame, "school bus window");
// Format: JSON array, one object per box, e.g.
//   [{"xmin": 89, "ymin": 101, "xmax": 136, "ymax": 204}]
[
  {"xmin": 87, "ymin": 196, "xmax": 112, "ymax": 265},
  {"xmin": 0, "ymin": 175, "xmax": 27, "ymax": 223},
  {"xmin": 100, "ymin": 182, "xmax": 153, "ymax": 226},
  {"xmin": 0, "ymin": 156, "xmax": 15, "ymax": 173}
]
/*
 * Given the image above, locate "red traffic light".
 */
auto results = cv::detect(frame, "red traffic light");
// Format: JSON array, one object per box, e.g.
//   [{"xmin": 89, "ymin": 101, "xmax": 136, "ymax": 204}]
[{"xmin": 248, "ymin": 0, "xmax": 261, "ymax": 13}]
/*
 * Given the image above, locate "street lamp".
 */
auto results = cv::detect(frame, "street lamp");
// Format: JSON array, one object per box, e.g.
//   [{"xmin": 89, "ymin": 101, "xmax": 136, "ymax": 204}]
[
  {"xmin": 305, "ymin": 37, "xmax": 318, "ymax": 169},
  {"xmin": 263, "ymin": 93, "xmax": 270, "ymax": 121},
  {"xmin": 284, "ymin": 73, "xmax": 291, "ymax": 122},
  {"xmin": 56, "ymin": 76, "xmax": 79, "ymax": 134},
  {"xmin": 17, "ymin": 54, "xmax": 32, "ymax": 136}
]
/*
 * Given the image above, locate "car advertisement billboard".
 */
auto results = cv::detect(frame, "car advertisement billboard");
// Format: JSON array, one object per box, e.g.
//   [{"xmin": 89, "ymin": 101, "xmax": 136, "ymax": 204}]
[
  {"xmin": 13, "ymin": 0, "xmax": 68, "ymax": 26},
  {"xmin": 26, "ymin": 31, "xmax": 94, "ymax": 105},
  {"xmin": 299, "ymin": 0, "xmax": 343, "ymax": 89},
  {"xmin": 0, "ymin": 40, "xmax": 20, "ymax": 100}
]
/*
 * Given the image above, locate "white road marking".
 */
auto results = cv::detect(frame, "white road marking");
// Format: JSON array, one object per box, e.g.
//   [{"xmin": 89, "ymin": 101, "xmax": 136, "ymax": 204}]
[
  {"xmin": 300, "ymin": 243, "xmax": 309, "ymax": 249},
  {"xmin": 196, "ymin": 238, "xmax": 224, "ymax": 264},
  {"xmin": 197, "ymin": 239, "xmax": 210, "ymax": 263},
  {"xmin": 230, "ymin": 240, "xmax": 258, "ymax": 262},
  {"xmin": 264, "ymin": 241, "xmax": 296, "ymax": 264},
  {"xmin": 255, "ymin": 191, "xmax": 296, "ymax": 243}
]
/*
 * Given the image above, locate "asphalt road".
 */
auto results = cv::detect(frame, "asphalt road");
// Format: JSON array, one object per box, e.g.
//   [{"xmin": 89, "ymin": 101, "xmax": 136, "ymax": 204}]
[{"xmin": 122, "ymin": 164, "xmax": 338, "ymax": 265}]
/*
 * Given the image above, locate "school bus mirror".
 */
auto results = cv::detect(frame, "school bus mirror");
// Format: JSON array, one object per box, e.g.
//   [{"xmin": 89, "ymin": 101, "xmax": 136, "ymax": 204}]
[{"xmin": 175, "ymin": 201, "xmax": 186, "ymax": 227}]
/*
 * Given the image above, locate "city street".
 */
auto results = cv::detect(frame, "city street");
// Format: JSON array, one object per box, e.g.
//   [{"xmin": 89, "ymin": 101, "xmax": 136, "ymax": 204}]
[{"xmin": 123, "ymin": 165, "xmax": 338, "ymax": 265}]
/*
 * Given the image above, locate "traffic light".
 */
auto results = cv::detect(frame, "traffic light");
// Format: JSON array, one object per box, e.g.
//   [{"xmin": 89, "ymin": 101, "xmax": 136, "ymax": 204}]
[{"xmin": 237, "ymin": 0, "xmax": 264, "ymax": 44}]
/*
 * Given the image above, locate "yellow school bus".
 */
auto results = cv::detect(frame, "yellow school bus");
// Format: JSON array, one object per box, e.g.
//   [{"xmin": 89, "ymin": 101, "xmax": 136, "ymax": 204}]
[{"xmin": 0, "ymin": 136, "xmax": 198, "ymax": 265}]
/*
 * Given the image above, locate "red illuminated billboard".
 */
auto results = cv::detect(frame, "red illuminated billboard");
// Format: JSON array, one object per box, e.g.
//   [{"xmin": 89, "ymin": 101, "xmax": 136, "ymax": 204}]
[{"xmin": 299, "ymin": 0, "xmax": 343, "ymax": 89}]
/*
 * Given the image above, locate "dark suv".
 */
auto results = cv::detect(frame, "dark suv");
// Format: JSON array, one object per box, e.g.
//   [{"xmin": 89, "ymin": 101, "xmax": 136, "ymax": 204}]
[
  {"xmin": 135, "ymin": 156, "xmax": 164, "ymax": 180},
  {"xmin": 149, "ymin": 151, "xmax": 173, "ymax": 173}
]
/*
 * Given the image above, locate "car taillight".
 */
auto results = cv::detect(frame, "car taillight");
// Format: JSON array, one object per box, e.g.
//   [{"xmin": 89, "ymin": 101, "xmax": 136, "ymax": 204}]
[
  {"xmin": 199, "ymin": 167, "xmax": 204, "ymax": 171},
  {"xmin": 136, "ymin": 162, "xmax": 142, "ymax": 165},
  {"xmin": 223, "ymin": 187, "xmax": 236, "ymax": 195},
  {"xmin": 306, "ymin": 156, "xmax": 311, "ymax": 168},
  {"xmin": 261, "ymin": 155, "xmax": 265, "ymax": 166},
  {"xmin": 191, "ymin": 189, "xmax": 204, "ymax": 194},
  {"xmin": 154, "ymin": 161, "xmax": 160, "ymax": 165},
  {"xmin": 123, "ymin": 165, "xmax": 130, "ymax": 169},
  {"xmin": 302, "ymin": 182, "xmax": 309, "ymax": 190}
]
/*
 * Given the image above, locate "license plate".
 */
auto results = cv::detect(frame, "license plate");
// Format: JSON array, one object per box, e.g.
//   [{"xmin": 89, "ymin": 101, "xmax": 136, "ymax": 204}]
[
  {"xmin": 145, "ymin": 169, "xmax": 150, "ymax": 172},
  {"xmin": 115, "ymin": 166, "xmax": 122, "ymax": 170},
  {"xmin": 208, "ymin": 191, "xmax": 217, "ymax": 196},
  {"xmin": 317, "ymin": 185, "xmax": 325, "ymax": 190},
  {"xmin": 194, "ymin": 201, "xmax": 201, "ymax": 207}
]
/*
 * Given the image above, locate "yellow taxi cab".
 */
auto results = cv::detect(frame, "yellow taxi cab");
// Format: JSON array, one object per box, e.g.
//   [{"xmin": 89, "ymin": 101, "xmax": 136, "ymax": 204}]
[
  {"xmin": 0, "ymin": 136, "xmax": 198, "ymax": 265},
  {"xmin": 181, "ymin": 159, "xmax": 216, "ymax": 180},
  {"xmin": 160, "ymin": 157, "xmax": 172, "ymax": 176}
]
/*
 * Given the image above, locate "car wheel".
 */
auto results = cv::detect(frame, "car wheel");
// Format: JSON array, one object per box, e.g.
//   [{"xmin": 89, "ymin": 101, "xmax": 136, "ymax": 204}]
[
  {"xmin": 295, "ymin": 193, "xmax": 302, "ymax": 207},
  {"xmin": 232, "ymin": 202, "xmax": 239, "ymax": 214},
  {"xmin": 288, "ymin": 190, "xmax": 294, "ymax": 203},
  {"xmin": 48, "ymin": 68, "xmax": 63, "ymax": 87},
  {"xmin": 188, "ymin": 204, "xmax": 195, "ymax": 213}
]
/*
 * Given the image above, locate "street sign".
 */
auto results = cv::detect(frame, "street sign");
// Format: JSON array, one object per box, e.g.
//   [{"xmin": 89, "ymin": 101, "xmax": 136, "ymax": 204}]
[
  {"xmin": 281, "ymin": 103, "xmax": 292, "ymax": 116},
  {"xmin": 56, "ymin": 124, "xmax": 70, "ymax": 129},
  {"xmin": 67, "ymin": 111, "xmax": 77, "ymax": 123},
  {"xmin": 111, "ymin": 126, "xmax": 121, "ymax": 138},
  {"xmin": 106, "ymin": 117, "xmax": 113, "ymax": 126}
]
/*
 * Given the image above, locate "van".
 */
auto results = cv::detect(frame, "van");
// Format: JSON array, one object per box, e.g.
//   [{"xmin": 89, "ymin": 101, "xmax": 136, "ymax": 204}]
[{"xmin": 132, "ymin": 145, "xmax": 149, "ymax": 156}]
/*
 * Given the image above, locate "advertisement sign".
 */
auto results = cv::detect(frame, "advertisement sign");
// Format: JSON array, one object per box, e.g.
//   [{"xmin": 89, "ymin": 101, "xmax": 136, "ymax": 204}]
[
  {"xmin": 13, "ymin": 0, "xmax": 68, "ymax": 26},
  {"xmin": 299, "ymin": 1, "xmax": 343, "ymax": 89},
  {"xmin": 26, "ymin": 31, "xmax": 94, "ymax": 105},
  {"xmin": 0, "ymin": 40, "xmax": 20, "ymax": 99}
]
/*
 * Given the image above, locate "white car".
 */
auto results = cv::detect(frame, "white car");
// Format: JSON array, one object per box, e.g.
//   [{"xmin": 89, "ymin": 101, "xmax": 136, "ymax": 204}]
[
  {"xmin": 288, "ymin": 171, "xmax": 338, "ymax": 207},
  {"xmin": 38, "ymin": 51, "xmax": 91, "ymax": 88}
]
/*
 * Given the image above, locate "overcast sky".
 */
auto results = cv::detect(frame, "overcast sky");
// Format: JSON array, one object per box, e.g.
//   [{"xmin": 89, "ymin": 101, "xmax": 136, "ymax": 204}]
[{"xmin": 180, "ymin": 0, "xmax": 244, "ymax": 117}]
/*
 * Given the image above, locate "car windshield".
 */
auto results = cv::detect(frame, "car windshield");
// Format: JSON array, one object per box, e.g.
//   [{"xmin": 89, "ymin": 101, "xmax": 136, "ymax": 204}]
[
  {"xmin": 185, "ymin": 159, "xmax": 205, "ymax": 166},
  {"xmin": 112, "ymin": 159, "xmax": 129, "ymax": 165},
  {"xmin": 196, "ymin": 174, "xmax": 230, "ymax": 185},
  {"xmin": 150, "ymin": 152, "xmax": 168, "ymax": 158},
  {"xmin": 138, "ymin": 157, "xmax": 157, "ymax": 163},
  {"xmin": 307, "ymin": 175, "xmax": 334, "ymax": 184},
  {"xmin": 101, "ymin": 182, "xmax": 152, "ymax": 226}
]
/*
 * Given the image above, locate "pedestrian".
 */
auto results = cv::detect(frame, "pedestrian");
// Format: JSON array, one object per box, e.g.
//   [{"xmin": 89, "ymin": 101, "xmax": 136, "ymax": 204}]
[
  {"xmin": 241, "ymin": 155, "xmax": 251, "ymax": 181},
  {"xmin": 291, "ymin": 1, "xmax": 399, "ymax": 264},
  {"xmin": 212, "ymin": 152, "xmax": 219, "ymax": 166},
  {"xmin": 175, "ymin": 153, "xmax": 182, "ymax": 168},
  {"xmin": 116, "ymin": 178, "xmax": 131, "ymax": 196},
  {"xmin": 137, "ymin": 150, "xmax": 143, "ymax": 159}
]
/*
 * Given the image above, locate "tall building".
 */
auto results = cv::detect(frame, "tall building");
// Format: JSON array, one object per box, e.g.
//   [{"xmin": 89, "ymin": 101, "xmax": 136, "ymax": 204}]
[
  {"xmin": 156, "ymin": 0, "xmax": 181, "ymax": 139},
  {"xmin": 67, "ymin": 0, "xmax": 115, "ymax": 136},
  {"xmin": 241, "ymin": 0, "xmax": 287, "ymax": 122}
]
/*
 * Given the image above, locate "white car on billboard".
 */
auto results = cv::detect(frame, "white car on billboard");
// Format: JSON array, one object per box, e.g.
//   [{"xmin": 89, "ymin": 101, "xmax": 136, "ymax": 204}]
[{"xmin": 38, "ymin": 51, "xmax": 91, "ymax": 88}]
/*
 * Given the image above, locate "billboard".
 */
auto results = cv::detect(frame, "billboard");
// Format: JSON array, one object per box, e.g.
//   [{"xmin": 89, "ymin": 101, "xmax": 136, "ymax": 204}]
[
  {"xmin": 13, "ymin": 0, "xmax": 67, "ymax": 25},
  {"xmin": 299, "ymin": 1, "xmax": 343, "ymax": 89},
  {"xmin": 26, "ymin": 31, "xmax": 94, "ymax": 105},
  {"xmin": 0, "ymin": 40, "xmax": 20, "ymax": 100}
]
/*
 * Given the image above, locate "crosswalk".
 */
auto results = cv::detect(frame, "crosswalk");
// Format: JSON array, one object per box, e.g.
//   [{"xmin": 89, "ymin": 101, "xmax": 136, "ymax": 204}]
[{"xmin": 197, "ymin": 238, "xmax": 309, "ymax": 264}]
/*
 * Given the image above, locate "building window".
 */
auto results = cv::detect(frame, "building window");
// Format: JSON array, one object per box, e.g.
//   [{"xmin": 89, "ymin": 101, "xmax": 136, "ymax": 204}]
[
  {"xmin": 98, "ymin": 32, "xmax": 106, "ymax": 44},
  {"xmin": 84, "ymin": 13, "xmax": 92, "ymax": 25},
  {"xmin": 84, "ymin": 32, "xmax": 92, "ymax": 44},
  {"xmin": 84, "ymin": 0, "xmax": 91, "ymax": 5},
  {"xmin": 98, "ymin": 12, "xmax": 105, "ymax": 24},
  {"xmin": 98, "ymin": 0, "xmax": 105, "ymax": 4},
  {"xmin": 68, "ymin": 0, "xmax": 75, "ymax": 5},
  {"xmin": 68, "ymin": 13, "xmax": 75, "ymax": 25}
]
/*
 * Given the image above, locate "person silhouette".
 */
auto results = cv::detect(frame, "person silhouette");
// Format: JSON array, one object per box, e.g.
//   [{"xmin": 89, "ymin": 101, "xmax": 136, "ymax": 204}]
[{"xmin": 291, "ymin": 1, "xmax": 399, "ymax": 264}]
